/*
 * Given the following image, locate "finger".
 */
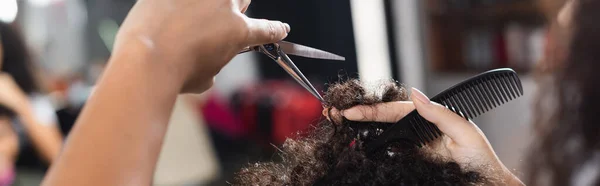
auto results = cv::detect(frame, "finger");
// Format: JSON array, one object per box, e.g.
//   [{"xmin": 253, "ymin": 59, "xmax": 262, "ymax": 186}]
[
  {"xmin": 410, "ymin": 88, "xmax": 481, "ymax": 145},
  {"xmin": 234, "ymin": 0, "xmax": 251, "ymax": 13},
  {"xmin": 322, "ymin": 107, "xmax": 343, "ymax": 124},
  {"xmin": 342, "ymin": 101, "xmax": 415, "ymax": 123},
  {"xmin": 245, "ymin": 18, "xmax": 290, "ymax": 46}
]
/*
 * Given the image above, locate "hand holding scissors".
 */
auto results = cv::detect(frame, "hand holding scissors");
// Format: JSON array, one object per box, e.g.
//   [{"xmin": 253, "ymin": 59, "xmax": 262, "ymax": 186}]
[{"xmin": 114, "ymin": 0, "xmax": 290, "ymax": 93}]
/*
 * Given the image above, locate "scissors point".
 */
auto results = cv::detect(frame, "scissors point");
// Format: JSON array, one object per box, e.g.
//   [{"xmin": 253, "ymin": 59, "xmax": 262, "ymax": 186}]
[{"xmin": 278, "ymin": 41, "xmax": 346, "ymax": 61}]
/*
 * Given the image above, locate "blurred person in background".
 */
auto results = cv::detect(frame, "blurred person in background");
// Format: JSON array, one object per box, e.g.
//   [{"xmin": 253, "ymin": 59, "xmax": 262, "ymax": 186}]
[{"xmin": 0, "ymin": 21, "xmax": 63, "ymax": 185}]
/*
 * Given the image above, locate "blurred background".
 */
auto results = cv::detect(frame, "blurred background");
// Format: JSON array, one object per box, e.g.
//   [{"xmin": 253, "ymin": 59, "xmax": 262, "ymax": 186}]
[{"xmin": 0, "ymin": 0, "xmax": 562, "ymax": 185}]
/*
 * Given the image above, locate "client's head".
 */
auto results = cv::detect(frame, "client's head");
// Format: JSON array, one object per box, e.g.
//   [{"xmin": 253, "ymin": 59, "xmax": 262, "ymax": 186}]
[{"xmin": 232, "ymin": 80, "xmax": 487, "ymax": 185}]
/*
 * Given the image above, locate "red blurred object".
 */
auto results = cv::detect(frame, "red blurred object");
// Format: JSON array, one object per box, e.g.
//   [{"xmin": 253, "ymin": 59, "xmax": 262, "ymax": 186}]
[
  {"xmin": 200, "ymin": 92, "xmax": 246, "ymax": 138},
  {"xmin": 494, "ymin": 31, "xmax": 508, "ymax": 67},
  {"xmin": 271, "ymin": 84, "xmax": 323, "ymax": 143},
  {"xmin": 200, "ymin": 80, "xmax": 323, "ymax": 145}
]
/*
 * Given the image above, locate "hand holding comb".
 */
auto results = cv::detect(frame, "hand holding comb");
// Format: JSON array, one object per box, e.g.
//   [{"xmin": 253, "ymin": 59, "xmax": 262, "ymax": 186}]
[{"xmin": 366, "ymin": 68, "xmax": 523, "ymax": 153}]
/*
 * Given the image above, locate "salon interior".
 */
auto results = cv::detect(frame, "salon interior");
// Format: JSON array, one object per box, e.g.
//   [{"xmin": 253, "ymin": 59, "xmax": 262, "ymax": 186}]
[{"xmin": 0, "ymin": 0, "xmax": 558, "ymax": 185}]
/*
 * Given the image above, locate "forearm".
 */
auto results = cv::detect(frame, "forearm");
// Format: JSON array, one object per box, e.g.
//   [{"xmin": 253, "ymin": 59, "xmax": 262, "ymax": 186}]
[
  {"xmin": 42, "ymin": 43, "xmax": 185, "ymax": 186},
  {"xmin": 16, "ymin": 108, "xmax": 63, "ymax": 163}
]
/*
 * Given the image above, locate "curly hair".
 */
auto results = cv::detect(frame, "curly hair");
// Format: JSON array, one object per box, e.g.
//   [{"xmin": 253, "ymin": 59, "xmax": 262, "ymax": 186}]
[
  {"xmin": 527, "ymin": 0, "xmax": 600, "ymax": 185},
  {"xmin": 231, "ymin": 80, "xmax": 487, "ymax": 185}
]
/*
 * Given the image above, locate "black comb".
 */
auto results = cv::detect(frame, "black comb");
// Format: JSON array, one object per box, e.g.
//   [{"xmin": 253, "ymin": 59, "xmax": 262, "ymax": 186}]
[{"xmin": 365, "ymin": 68, "xmax": 523, "ymax": 153}]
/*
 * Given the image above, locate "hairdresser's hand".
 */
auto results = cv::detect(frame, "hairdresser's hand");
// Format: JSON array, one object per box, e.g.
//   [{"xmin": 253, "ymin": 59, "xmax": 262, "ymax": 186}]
[
  {"xmin": 0, "ymin": 73, "xmax": 30, "ymax": 113},
  {"xmin": 343, "ymin": 88, "xmax": 523, "ymax": 185},
  {"xmin": 115, "ymin": 0, "xmax": 290, "ymax": 93}
]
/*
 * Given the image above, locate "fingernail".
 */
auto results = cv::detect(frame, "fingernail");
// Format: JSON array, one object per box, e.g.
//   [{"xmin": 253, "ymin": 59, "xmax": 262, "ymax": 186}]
[
  {"xmin": 283, "ymin": 23, "xmax": 291, "ymax": 33},
  {"xmin": 411, "ymin": 87, "xmax": 430, "ymax": 105}
]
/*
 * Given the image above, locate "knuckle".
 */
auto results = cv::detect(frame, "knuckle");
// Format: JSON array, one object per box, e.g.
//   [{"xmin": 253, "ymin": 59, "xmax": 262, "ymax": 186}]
[
  {"xmin": 400, "ymin": 104, "xmax": 409, "ymax": 114},
  {"xmin": 243, "ymin": 0, "xmax": 251, "ymax": 6},
  {"xmin": 443, "ymin": 107, "xmax": 457, "ymax": 117},
  {"xmin": 395, "ymin": 106, "xmax": 407, "ymax": 121},
  {"xmin": 223, "ymin": 0, "xmax": 234, "ymax": 8},
  {"xmin": 278, "ymin": 22, "xmax": 286, "ymax": 35},
  {"xmin": 267, "ymin": 21, "xmax": 277, "ymax": 41},
  {"xmin": 358, "ymin": 107, "xmax": 373, "ymax": 120},
  {"xmin": 434, "ymin": 103, "xmax": 453, "ymax": 114},
  {"xmin": 235, "ymin": 17, "xmax": 251, "ymax": 46},
  {"xmin": 225, "ymin": 0, "xmax": 234, "ymax": 6}
]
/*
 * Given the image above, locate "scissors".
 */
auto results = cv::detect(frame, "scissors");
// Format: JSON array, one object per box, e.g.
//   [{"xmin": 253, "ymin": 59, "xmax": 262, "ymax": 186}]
[{"xmin": 239, "ymin": 41, "xmax": 345, "ymax": 103}]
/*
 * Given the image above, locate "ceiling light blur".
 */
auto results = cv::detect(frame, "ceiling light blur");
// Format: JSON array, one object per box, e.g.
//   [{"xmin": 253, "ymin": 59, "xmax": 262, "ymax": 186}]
[
  {"xmin": 0, "ymin": 0, "xmax": 18, "ymax": 23},
  {"xmin": 350, "ymin": 0, "xmax": 392, "ymax": 83},
  {"xmin": 27, "ymin": 0, "xmax": 62, "ymax": 7}
]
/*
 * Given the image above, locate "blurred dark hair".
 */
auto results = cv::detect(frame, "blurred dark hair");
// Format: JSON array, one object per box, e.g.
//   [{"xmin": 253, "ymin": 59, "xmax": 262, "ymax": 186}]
[
  {"xmin": 527, "ymin": 0, "xmax": 600, "ymax": 185},
  {"xmin": 232, "ymin": 80, "xmax": 488, "ymax": 185},
  {"xmin": 0, "ymin": 22, "xmax": 40, "ymax": 116}
]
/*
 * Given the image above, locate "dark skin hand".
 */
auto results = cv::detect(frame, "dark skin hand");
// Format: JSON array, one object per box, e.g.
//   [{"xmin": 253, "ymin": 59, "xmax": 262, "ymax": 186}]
[{"xmin": 41, "ymin": 0, "xmax": 289, "ymax": 185}]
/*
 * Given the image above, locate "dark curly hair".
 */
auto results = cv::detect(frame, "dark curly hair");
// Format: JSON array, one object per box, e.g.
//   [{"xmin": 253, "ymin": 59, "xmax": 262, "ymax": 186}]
[{"xmin": 232, "ymin": 80, "xmax": 488, "ymax": 185}]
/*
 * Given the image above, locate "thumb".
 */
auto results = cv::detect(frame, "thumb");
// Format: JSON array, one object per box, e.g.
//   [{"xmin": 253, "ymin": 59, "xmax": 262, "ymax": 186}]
[
  {"xmin": 410, "ymin": 88, "xmax": 481, "ymax": 145},
  {"xmin": 245, "ymin": 18, "xmax": 290, "ymax": 46}
]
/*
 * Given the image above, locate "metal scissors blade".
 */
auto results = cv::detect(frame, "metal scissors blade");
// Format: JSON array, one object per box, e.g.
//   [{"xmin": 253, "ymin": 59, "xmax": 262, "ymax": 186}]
[
  {"xmin": 275, "ymin": 50, "xmax": 325, "ymax": 103},
  {"xmin": 278, "ymin": 41, "xmax": 345, "ymax": 61},
  {"xmin": 237, "ymin": 42, "xmax": 344, "ymax": 103},
  {"xmin": 239, "ymin": 41, "xmax": 346, "ymax": 61}
]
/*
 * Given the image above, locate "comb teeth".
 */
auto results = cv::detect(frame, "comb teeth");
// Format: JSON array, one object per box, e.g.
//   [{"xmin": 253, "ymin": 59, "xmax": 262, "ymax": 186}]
[
  {"xmin": 412, "ymin": 69, "xmax": 523, "ymax": 145},
  {"xmin": 366, "ymin": 68, "xmax": 524, "ymax": 152}
]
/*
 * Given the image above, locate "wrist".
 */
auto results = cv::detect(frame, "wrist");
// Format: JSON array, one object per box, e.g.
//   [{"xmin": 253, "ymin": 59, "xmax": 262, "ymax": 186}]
[
  {"xmin": 501, "ymin": 168, "xmax": 524, "ymax": 186},
  {"xmin": 109, "ymin": 35, "xmax": 188, "ymax": 92},
  {"xmin": 113, "ymin": 30, "xmax": 221, "ymax": 94},
  {"xmin": 491, "ymin": 164, "xmax": 523, "ymax": 186},
  {"xmin": 13, "ymin": 100, "xmax": 33, "ymax": 118}
]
